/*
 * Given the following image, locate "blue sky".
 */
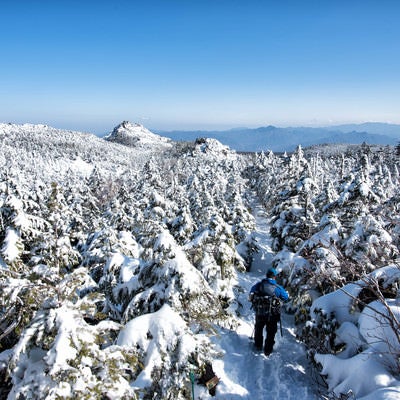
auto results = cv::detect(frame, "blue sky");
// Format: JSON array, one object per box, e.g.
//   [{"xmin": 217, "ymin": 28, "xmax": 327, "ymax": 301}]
[{"xmin": 1, "ymin": 0, "xmax": 399, "ymax": 134}]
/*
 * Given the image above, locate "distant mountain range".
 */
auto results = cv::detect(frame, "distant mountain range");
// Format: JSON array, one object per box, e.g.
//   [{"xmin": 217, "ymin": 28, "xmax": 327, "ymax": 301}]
[{"xmin": 156, "ymin": 122, "xmax": 400, "ymax": 152}]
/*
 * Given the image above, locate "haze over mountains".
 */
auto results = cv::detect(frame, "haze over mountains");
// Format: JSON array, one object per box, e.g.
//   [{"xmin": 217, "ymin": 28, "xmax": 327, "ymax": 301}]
[
  {"xmin": 156, "ymin": 122, "xmax": 400, "ymax": 152},
  {"xmin": 2, "ymin": 120, "xmax": 399, "ymax": 153}
]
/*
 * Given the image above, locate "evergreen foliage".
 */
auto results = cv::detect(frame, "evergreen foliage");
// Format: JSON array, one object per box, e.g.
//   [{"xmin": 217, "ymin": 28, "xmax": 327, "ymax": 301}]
[
  {"xmin": 0, "ymin": 124, "xmax": 254, "ymax": 398},
  {"xmin": 1, "ymin": 123, "xmax": 399, "ymax": 398}
]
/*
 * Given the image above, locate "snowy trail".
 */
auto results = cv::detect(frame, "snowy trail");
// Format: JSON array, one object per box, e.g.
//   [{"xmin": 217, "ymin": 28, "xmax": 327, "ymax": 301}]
[{"xmin": 210, "ymin": 203, "xmax": 320, "ymax": 399}]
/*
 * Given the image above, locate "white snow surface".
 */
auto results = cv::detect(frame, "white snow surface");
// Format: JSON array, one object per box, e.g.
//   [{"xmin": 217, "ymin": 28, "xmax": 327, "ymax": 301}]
[
  {"xmin": 204, "ymin": 203, "xmax": 400, "ymax": 400},
  {"xmin": 112, "ymin": 202, "xmax": 319, "ymax": 399},
  {"xmin": 206, "ymin": 204, "xmax": 318, "ymax": 399},
  {"xmin": 1, "ymin": 228, "xmax": 21, "ymax": 262},
  {"xmin": 118, "ymin": 304, "xmax": 196, "ymax": 390},
  {"xmin": 2, "ymin": 124, "xmax": 399, "ymax": 399},
  {"xmin": 315, "ymin": 351, "xmax": 399, "ymax": 398},
  {"xmin": 311, "ymin": 265, "xmax": 400, "ymax": 399},
  {"xmin": 104, "ymin": 121, "xmax": 172, "ymax": 149}
]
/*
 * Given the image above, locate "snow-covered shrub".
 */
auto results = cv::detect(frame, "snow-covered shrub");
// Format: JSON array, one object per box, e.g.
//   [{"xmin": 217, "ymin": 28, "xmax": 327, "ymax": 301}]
[
  {"xmin": 307, "ymin": 265, "xmax": 400, "ymax": 398},
  {"xmin": 359, "ymin": 299, "xmax": 400, "ymax": 371},
  {"xmin": 301, "ymin": 307, "xmax": 339, "ymax": 354},
  {"xmin": 7, "ymin": 305, "xmax": 141, "ymax": 400},
  {"xmin": 118, "ymin": 304, "xmax": 215, "ymax": 400},
  {"xmin": 3, "ymin": 122, "xmax": 400, "ymax": 399},
  {"xmin": 315, "ymin": 351, "xmax": 400, "ymax": 399},
  {"xmin": 343, "ymin": 215, "xmax": 397, "ymax": 270},
  {"xmin": 115, "ymin": 228, "xmax": 236, "ymax": 329},
  {"xmin": 3, "ymin": 266, "xmax": 140, "ymax": 399}
]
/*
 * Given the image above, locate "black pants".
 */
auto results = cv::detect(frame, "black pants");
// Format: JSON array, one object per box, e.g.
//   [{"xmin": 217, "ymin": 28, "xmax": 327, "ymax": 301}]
[{"xmin": 254, "ymin": 313, "xmax": 280, "ymax": 354}]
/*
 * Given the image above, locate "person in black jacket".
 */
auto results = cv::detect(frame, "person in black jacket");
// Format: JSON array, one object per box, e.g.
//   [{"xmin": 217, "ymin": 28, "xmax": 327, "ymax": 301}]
[{"xmin": 249, "ymin": 268, "xmax": 289, "ymax": 356}]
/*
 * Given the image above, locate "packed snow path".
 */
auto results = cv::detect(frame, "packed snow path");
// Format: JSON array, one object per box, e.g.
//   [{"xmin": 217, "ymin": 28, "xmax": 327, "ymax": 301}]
[{"xmin": 209, "ymin": 203, "xmax": 320, "ymax": 399}]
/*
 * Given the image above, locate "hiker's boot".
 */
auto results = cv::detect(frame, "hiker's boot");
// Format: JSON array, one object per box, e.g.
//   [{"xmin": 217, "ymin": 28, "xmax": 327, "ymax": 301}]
[{"xmin": 264, "ymin": 340, "xmax": 274, "ymax": 356}]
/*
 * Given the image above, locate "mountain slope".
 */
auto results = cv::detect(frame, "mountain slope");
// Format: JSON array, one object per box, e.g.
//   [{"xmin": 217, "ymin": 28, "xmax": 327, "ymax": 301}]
[
  {"xmin": 1, "ymin": 123, "xmax": 399, "ymax": 399},
  {"xmin": 105, "ymin": 120, "xmax": 172, "ymax": 149},
  {"xmin": 0, "ymin": 122, "xmax": 255, "ymax": 399},
  {"xmin": 328, "ymin": 122, "xmax": 400, "ymax": 138}
]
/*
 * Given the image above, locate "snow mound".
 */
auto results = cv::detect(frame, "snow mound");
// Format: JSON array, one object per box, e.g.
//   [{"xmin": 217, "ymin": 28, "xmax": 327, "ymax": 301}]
[
  {"xmin": 315, "ymin": 351, "xmax": 399, "ymax": 398},
  {"xmin": 117, "ymin": 304, "xmax": 196, "ymax": 390},
  {"xmin": 359, "ymin": 299, "xmax": 400, "ymax": 370},
  {"xmin": 105, "ymin": 121, "xmax": 172, "ymax": 149},
  {"xmin": 310, "ymin": 265, "xmax": 400, "ymax": 398},
  {"xmin": 194, "ymin": 137, "xmax": 234, "ymax": 157},
  {"xmin": 0, "ymin": 122, "xmax": 90, "ymax": 138}
]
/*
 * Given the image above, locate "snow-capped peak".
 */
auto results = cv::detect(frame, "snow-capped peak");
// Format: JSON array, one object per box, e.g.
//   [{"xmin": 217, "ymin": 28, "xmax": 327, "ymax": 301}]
[
  {"xmin": 104, "ymin": 121, "xmax": 172, "ymax": 149},
  {"xmin": 194, "ymin": 137, "xmax": 234, "ymax": 156}
]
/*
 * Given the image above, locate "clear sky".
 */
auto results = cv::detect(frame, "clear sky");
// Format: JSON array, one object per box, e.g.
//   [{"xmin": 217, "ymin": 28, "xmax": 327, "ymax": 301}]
[{"xmin": 1, "ymin": 0, "xmax": 399, "ymax": 134}]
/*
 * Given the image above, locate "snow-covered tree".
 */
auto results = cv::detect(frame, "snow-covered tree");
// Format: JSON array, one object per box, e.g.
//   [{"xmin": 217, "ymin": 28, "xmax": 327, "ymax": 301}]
[{"xmin": 1, "ymin": 122, "xmax": 400, "ymax": 400}]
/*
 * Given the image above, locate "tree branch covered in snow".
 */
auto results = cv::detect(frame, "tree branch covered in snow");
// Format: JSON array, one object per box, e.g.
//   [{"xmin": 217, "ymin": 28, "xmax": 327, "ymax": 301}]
[
  {"xmin": 0, "ymin": 124, "xmax": 256, "ymax": 399},
  {"xmin": 1, "ymin": 123, "xmax": 400, "ymax": 399}
]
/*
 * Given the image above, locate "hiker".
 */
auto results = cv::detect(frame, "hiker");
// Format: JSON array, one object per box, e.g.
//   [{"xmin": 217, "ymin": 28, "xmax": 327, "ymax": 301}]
[{"xmin": 249, "ymin": 267, "xmax": 289, "ymax": 356}]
